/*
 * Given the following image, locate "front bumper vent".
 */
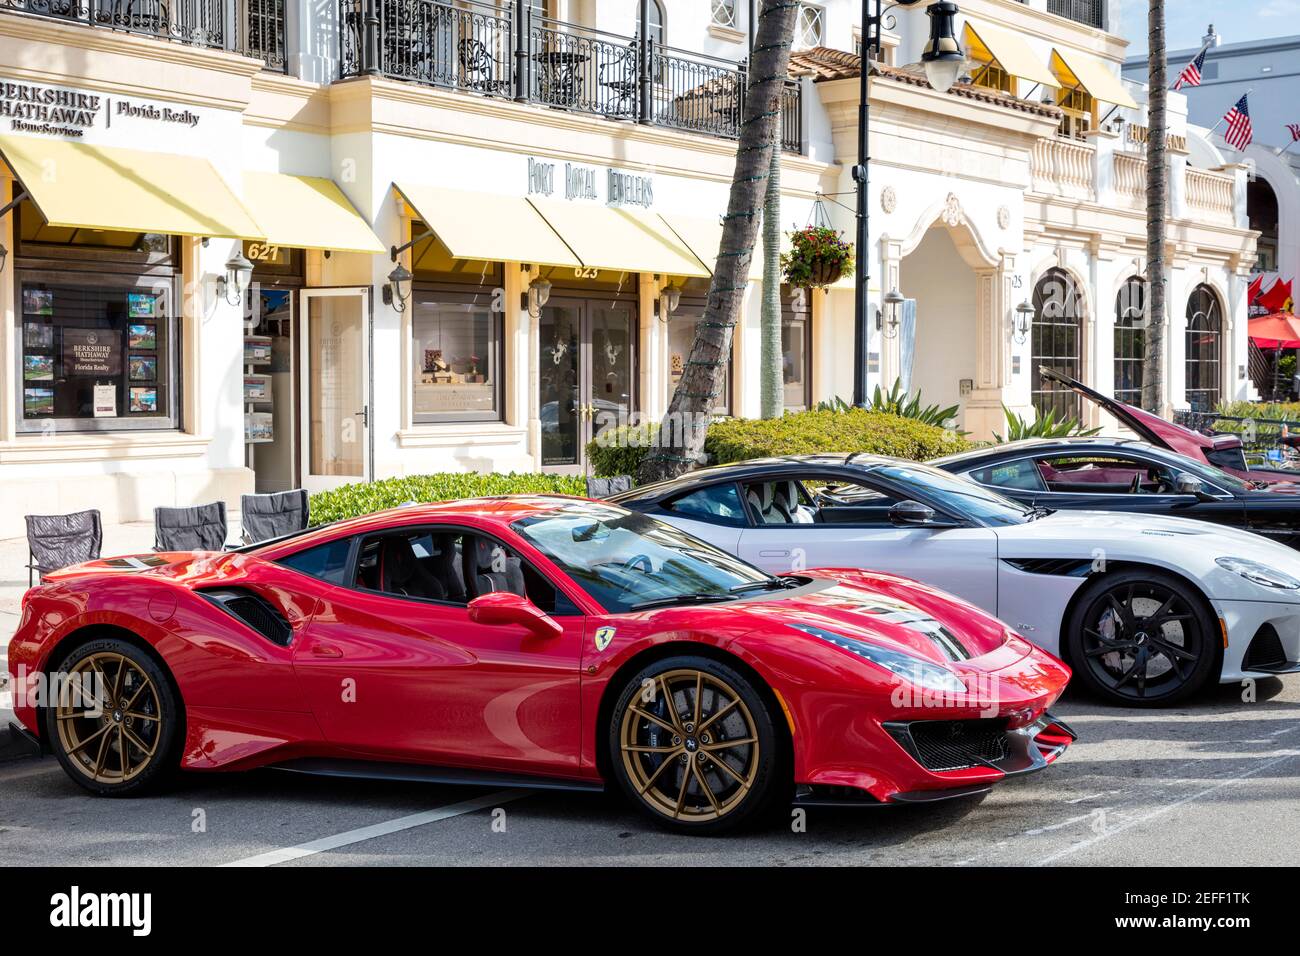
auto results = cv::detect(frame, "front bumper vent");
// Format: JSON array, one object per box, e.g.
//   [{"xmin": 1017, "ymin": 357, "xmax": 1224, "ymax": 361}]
[{"xmin": 885, "ymin": 712, "xmax": 1075, "ymax": 776}]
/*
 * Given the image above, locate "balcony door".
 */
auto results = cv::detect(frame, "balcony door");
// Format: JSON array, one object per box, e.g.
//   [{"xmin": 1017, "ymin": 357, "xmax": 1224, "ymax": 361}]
[
  {"xmin": 538, "ymin": 298, "xmax": 637, "ymax": 474},
  {"xmin": 299, "ymin": 288, "xmax": 370, "ymax": 493}
]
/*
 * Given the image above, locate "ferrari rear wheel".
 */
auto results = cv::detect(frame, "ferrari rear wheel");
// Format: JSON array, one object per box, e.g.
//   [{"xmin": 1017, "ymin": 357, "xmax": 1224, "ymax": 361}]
[
  {"xmin": 609, "ymin": 656, "xmax": 785, "ymax": 834},
  {"xmin": 1066, "ymin": 570, "xmax": 1217, "ymax": 707},
  {"xmin": 45, "ymin": 637, "xmax": 180, "ymax": 796}
]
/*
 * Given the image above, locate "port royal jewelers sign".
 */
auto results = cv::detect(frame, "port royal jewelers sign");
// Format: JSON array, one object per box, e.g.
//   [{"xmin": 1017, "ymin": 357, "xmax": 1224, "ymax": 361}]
[
  {"xmin": 0, "ymin": 79, "xmax": 201, "ymax": 139},
  {"xmin": 526, "ymin": 158, "xmax": 654, "ymax": 208}
]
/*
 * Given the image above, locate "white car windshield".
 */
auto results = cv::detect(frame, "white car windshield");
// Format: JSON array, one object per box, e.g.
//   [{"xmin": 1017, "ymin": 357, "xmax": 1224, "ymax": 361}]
[{"xmin": 513, "ymin": 502, "xmax": 778, "ymax": 613}]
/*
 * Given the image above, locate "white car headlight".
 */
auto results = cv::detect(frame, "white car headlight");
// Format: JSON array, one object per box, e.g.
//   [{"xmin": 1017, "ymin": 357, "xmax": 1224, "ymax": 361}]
[
  {"xmin": 1216, "ymin": 556, "xmax": 1300, "ymax": 590},
  {"xmin": 789, "ymin": 623, "xmax": 967, "ymax": 693}
]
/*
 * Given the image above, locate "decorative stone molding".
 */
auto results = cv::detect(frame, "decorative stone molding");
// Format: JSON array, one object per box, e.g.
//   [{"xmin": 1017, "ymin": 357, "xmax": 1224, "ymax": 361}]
[
  {"xmin": 881, "ymin": 186, "xmax": 897, "ymax": 214},
  {"xmin": 941, "ymin": 192, "xmax": 965, "ymax": 228},
  {"xmin": 997, "ymin": 205, "xmax": 1010, "ymax": 230}
]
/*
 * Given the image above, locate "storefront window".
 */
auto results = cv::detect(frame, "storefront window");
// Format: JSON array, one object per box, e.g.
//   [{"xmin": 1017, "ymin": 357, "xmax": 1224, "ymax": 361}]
[
  {"xmin": 782, "ymin": 286, "xmax": 812, "ymax": 412},
  {"xmin": 668, "ymin": 306, "xmax": 731, "ymax": 416},
  {"xmin": 412, "ymin": 293, "xmax": 503, "ymax": 423},
  {"xmin": 19, "ymin": 282, "xmax": 175, "ymax": 431}
]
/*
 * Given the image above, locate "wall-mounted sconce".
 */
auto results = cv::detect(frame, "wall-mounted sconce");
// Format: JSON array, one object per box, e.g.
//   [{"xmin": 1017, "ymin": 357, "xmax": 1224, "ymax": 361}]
[
  {"xmin": 1013, "ymin": 298, "xmax": 1034, "ymax": 344},
  {"xmin": 658, "ymin": 283, "xmax": 681, "ymax": 321},
  {"xmin": 527, "ymin": 276, "xmax": 553, "ymax": 318},
  {"xmin": 876, "ymin": 287, "xmax": 905, "ymax": 339},
  {"xmin": 383, "ymin": 262, "xmax": 414, "ymax": 313},
  {"xmin": 217, "ymin": 249, "xmax": 254, "ymax": 306}
]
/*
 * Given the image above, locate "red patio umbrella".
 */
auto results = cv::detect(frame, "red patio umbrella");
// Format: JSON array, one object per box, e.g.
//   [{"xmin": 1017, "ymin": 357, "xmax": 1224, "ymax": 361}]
[{"xmin": 1249, "ymin": 312, "xmax": 1300, "ymax": 348}]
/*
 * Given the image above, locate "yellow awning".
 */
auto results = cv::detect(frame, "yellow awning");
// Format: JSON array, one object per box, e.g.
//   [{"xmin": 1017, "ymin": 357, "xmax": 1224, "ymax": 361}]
[
  {"xmin": 0, "ymin": 135, "xmax": 262, "ymax": 239},
  {"xmin": 243, "ymin": 172, "xmax": 383, "ymax": 254},
  {"xmin": 528, "ymin": 199, "xmax": 709, "ymax": 277},
  {"xmin": 963, "ymin": 22, "xmax": 1060, "ymax": 89},
  {"xmin": 1051, "ymin": 48, "xmax": 1139, "ymax": 109},
  {"xmin": 394, "ymin": 183, "xmax": 580, "ymax": 268},
  {"xmin": 659, "ymin": 212, "xmax": 769, "ymax": 281}
]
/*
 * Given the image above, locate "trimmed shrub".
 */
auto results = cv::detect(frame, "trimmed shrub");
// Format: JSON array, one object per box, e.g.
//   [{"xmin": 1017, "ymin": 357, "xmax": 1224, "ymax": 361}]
[
  {"xmin": 585, "ymin": 409, "xmax": 972, "ymax": 477},
  {"xmin": 706, "ymin": 408, "xmax": 972, "ymax": 463},
  {"xmin": 309, "ymin": 472, "xmax": 586, "ymax": 525}
]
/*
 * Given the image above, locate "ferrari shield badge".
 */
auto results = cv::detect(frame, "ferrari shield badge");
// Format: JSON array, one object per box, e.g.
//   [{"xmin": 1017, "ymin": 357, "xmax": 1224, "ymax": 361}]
[{"xmin": 594, "ymin": 626, "xmax": 616, "ymax": 652}]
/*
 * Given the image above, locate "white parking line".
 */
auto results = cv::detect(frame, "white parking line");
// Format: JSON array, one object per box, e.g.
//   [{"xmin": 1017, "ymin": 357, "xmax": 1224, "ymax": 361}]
[
  {"xmin": 219, "ymin": 788, "xmax": 532, "ymax": 867},
  {"xmin": 1036, "ymin": 751, "xmax": 1300, "ymax": 866}
]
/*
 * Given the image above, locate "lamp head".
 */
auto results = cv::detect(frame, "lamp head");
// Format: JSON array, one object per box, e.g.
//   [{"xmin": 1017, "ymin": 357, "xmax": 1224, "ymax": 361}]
[{"xmin": 920, "ymin": 2, "xmax": 965, "ymax": 94}]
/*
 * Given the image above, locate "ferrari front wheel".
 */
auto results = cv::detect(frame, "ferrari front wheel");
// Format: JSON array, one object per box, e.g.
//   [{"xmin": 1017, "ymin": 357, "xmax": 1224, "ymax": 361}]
[
  {"xmin": 45, "ymin": 637, "xmax": 180, "ymax": 796},
  {"xmin": 608, "ymin": 656, "xmax": 786, "ymax": 834}
]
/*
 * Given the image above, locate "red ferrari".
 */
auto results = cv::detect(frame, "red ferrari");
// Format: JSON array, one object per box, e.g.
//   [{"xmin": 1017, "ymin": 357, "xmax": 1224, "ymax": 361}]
[{"xmin": 7, "ymin": 496, "xmax": 1074, "ymax": 833}]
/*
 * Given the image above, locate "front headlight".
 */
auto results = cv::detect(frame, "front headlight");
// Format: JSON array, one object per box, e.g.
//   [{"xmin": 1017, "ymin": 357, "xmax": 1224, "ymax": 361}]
[
  {"xmin": 789, "ymin": 623, "xmax": 967, "ymax": 693},
  {"xmin": 1216, "ymin": 556, "xmax": 1300, "ymax": 590}
]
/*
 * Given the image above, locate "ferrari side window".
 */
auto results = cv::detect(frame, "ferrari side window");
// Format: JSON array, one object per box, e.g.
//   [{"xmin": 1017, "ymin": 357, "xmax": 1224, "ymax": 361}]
[
  {"xmin": 967, "ymin": 460, "xmax": 1047, "ymax": 493},
  {"xmin": 664, "ymin": 484, "xmax": 747, "ymax": 526},
  {"xmin": 276, "ymin": 537, "xmax": 354, "ymax": 586}
]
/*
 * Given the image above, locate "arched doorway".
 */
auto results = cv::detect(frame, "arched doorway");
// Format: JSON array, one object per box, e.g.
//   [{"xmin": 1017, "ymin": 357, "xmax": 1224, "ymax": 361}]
[
  {"xmin": 1185, "ymin": 285, "xmax": 1222, "ymax": 411},
  {"xmin": 1248, "ymin": 177, "xmax": 1279, "ymax": 276},
  {"xmin": 898, "ymin": 226, "xmax": 978, "ymax": 417},
  {"xmin": 1032, "ymin": 268, "xmax": 1085, "ymax": 420},
  {"xmin": 1114, "ymin": 276, "xmax": 1146, "ymax": 406}
]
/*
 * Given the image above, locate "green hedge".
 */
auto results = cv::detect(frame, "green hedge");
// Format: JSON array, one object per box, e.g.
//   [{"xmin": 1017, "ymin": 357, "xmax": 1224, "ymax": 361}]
[
  {"xmin": 309, "ymin": 472, "xmax": 586, "ymax": 525},
  {"xmin": 586, "ymin": 409, "xmax": 972, "ymax": 477}
]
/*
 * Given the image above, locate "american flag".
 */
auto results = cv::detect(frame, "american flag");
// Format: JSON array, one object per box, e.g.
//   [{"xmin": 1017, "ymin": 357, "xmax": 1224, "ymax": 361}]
[
  {"xmin": 1174, "ymin": 46, "xmax": 1207, "ymax": 91},
  {"xmin": 1288, "ymin": 123, "xmax": 1300, "ymax": 142},
  {"xmin": 1224, "ymin": 94, "xmax": 1253, "ymax": 150}
]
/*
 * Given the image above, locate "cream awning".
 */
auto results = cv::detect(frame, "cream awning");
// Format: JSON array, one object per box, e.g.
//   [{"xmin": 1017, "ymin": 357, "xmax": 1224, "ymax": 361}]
[
  {"xmin": 963, "ymin": 22, "xmax": 1060, "ymax": 89},
  {"xmin": 528, "ymin": 199, "xmax": 709, "ymax": 277},
  {"xmin": 394, "ymin": 183, "xmax": 581, "ymax": 268},
  {"xmin": 659, "ymin": 212, "xmax": 772, "ymax": 282},
  {"xmin": 1050, "ymin": 48, "xmax": 1139, "ymax": 109},
  {"xmin": 0, "ymin": 135, "xmax": 262, "ymax": 239},
  {"xmin": 243, "ymin": 172, "xmax": 383, "ymax": 254}
]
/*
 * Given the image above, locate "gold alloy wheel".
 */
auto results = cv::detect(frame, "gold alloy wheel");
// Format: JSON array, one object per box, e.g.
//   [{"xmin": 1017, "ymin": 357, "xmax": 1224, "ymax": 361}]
[
  {"xmin": 619, "ymin": 668, "xmax": 760, "ymax": 823},
  {"xmin": 55, "ymin": 651, "xmax": 162, "ymax": 785}
]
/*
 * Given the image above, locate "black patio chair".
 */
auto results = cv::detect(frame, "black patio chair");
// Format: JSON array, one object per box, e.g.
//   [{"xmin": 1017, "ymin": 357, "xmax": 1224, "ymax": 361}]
[
  {"xmin": 25, "ymin": 509, "xmax": 102, "ymax": 587},
  {"xmin": 598, "ymin": 40, "xmax": 638, "ymax": 117},
  {"xmin": 154, "ymin": 501, "xmax": 228, "ymax": 553},
  {"xmin": 240, "ymin": 489, "xmax": 310, "ymax": 545},
  {"xmin": 585, "ymin": 476, "xmax": 634, "ymax": 499},
  {"xmin": 458, "ymin": 38, "xmax": 510, "ymax": 94}
]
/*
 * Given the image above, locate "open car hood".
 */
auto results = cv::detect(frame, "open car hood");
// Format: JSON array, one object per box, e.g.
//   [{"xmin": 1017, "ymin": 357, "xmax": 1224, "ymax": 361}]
[{"xmin": 1038, "ymin": 367, "xmax": 1300, "ymax": 488}]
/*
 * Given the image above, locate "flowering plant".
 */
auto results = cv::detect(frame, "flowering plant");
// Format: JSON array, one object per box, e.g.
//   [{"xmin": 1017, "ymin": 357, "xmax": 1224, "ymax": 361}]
[{"xmin": 780, "ymin": 226, "xmax": 855, "ymax": 288}]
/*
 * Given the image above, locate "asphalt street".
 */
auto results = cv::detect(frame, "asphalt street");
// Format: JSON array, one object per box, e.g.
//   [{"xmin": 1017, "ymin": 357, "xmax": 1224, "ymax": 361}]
[{"xmin": 3, "ymin": 672, "xmax": 1298, "ymax": 866}]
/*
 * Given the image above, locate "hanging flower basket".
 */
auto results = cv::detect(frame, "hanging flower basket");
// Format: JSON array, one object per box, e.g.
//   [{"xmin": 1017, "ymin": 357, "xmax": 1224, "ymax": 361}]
[{"xmin": 780, "ymin": 226, "xmax": 855, "ymax": 289}]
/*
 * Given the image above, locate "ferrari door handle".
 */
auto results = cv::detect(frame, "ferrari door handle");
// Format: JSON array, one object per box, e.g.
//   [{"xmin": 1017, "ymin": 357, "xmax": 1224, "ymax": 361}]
[
  {"xmin": 311, "ymin": 643, "xmax": 343, "ymax": 658},
  {"xmin": 758, "ymin": 549, "xmax": 791, "ymax": 558}
]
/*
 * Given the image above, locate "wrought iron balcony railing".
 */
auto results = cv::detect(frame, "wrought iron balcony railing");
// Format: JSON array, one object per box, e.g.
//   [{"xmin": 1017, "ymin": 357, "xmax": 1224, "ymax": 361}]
[
  {"xmin": 338, "ymin": 0, "xmax": 803, "ymax": 153},
  {"xmin": 0, "ymin": 0, "xmax": 288, "ymax": 71},
  {"xmin": 1046, "ymin": 0, "xmax": 1104, "ymax": 30}
]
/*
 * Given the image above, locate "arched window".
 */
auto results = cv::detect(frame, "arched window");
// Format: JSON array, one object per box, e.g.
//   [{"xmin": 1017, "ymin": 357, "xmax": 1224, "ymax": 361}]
[
  {"xmin": 1185, "ymin": 285, "xmax": 1222, "ymax": 411},
  {"xmin": 1032, "ymin": 268, "xmax": 1085, "ymax": 420},
  {"xmin": 1114, "ymin": 277, "xmax": 1146, "ymax": 406},
  {"xmin": 647, "ymin": 0, "xmax": 665, "ymax": 46}
]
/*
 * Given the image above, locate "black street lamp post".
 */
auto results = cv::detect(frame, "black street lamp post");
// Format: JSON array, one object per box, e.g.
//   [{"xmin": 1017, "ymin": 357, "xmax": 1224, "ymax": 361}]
[{"xmin": 853, "ymin": 0, "xmax": 965, "ymax": 405}]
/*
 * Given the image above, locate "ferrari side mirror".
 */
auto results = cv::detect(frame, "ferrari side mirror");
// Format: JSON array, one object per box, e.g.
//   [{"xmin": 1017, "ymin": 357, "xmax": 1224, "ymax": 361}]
[{"xmin": 468, "ymin": 591, "xmax": 563, "ymax": 639}]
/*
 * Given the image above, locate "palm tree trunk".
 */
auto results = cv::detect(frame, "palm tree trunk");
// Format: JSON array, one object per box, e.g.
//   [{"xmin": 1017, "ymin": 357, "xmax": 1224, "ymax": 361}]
[
  {"xmin": 637, "ymin": 0, "xmax": 799, "ymax": 482},
  {"xmin": 760, "ymin": 144, "xmax": 784, "ymax": 418},
  {"xmin": 1143, "ymin": 0, "xmax": 1168, "ymax": 414}
]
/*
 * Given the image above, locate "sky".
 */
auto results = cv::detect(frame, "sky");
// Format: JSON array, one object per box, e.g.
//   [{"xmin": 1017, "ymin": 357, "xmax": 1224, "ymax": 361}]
[{"xmin": 1118, "ymin": 0, "xmax": 1300, "ymax": 57}]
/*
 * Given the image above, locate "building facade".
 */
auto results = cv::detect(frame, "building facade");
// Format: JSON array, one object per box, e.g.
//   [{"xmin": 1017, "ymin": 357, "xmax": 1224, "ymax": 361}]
[
  {"xmin": 0, "ymin": 0, "xmax": 1255, "ymax": 538},
  {"xmin": 1126, "ymin": 28, "xmax": 1300, "ymax": 395}
]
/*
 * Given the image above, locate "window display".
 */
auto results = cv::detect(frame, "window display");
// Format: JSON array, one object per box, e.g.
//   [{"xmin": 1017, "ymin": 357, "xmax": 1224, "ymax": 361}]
[
  {"xmin": 18, "ymin": 283, "xmax": 174, "ymax": 430},
  {"xmin": 411, "ymin": 295, "xmax": 502, "ymax": 422}
]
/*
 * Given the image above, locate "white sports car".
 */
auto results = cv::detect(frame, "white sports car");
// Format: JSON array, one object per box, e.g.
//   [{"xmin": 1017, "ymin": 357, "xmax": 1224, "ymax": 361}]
[{"xmin": 611, "ymin": 454, "xmax": 1300, "ymax": 706}]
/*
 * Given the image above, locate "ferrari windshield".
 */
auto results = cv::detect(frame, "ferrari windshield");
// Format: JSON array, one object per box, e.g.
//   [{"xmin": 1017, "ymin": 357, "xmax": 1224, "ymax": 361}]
[
  {"xmin": 872, "ymin": 461, "xmax": 1036, "ymax": 526},
  {"xmin": 513, "ymin": 502, "xmax": 776, "ymax": 614}
]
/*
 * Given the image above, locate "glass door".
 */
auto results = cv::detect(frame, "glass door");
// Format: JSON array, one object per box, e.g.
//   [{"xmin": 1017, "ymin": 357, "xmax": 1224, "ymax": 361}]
[
  {"xmin": 538, "ymin": 299, "xmax": 636, "ymax": 474},
  {"xmin": 299, "ymin": 288, "xmax": 370, "ymax": 493}
]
